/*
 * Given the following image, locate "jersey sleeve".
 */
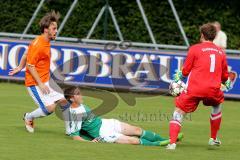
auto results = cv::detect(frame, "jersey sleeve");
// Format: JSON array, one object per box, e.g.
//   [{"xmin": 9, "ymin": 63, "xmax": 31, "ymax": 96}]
[
  {"xmin": 182, "ymin": 46, "xmax": 195, "ymax": 77},
  {"xmin": 84, "ymin": 105, "xmax": 96, "ymax": 119},
  {"xmin": 27, "ymin": 43, "xmax": 41, "ymax": 66},
  {"xmin": 221, "ymin": 53, "xmax": 229, "ymax": 83},
  {"xmin": 84, "ymin": 105, "xmax": 92, "ymax": 114}
]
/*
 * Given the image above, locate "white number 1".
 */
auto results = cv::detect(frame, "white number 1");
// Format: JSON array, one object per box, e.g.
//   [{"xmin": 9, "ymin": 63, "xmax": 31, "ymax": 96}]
[{"xmin": 210, "ymin": 54, "xmax": 215, "ymax": 72}]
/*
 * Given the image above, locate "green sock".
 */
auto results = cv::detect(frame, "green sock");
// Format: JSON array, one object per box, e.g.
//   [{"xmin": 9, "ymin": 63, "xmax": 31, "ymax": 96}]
[
  {"xmin": 139, "ymin": 138, "xmax": 170, "ymax": 146},
  {"xmin": 140, "ymin": 138, "xmax": 160, "ymax": 146},
  {"xmin": 141, "ymin": 130, "xmax": 167, "ymax": 142}
]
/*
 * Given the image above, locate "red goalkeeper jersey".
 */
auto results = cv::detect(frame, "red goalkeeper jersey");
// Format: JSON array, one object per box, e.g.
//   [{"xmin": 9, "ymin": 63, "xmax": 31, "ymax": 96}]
[{"xmin": 182, "ymin": 41, "xmax": 229, "ymax": 97}]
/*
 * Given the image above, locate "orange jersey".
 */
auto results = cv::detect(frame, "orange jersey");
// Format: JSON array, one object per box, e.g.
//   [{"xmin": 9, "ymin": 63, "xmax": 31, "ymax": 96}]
[{"xmin": 25, "ymin": 35, "xmax": 51, "ymax": 87}]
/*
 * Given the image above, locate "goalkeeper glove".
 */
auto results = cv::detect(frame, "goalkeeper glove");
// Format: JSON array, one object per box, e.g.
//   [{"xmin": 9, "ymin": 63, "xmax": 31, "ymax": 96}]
[
  {"xmin": 173, "ymin": 70, "xmax": 183, "ymax": 82},
  {"xmin": 225, "ymin": 79, "xmax": 232, "ymax": 90},
  {"xmin": 221, "ymin": 79, "xmax": 232, "ymax": 91}
]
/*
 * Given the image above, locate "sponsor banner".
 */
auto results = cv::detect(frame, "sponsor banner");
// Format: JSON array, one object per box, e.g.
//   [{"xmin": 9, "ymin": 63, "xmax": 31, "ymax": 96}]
[{"xmin": 0, "ymin": 39, "xmax": 239, "ymax": 98}]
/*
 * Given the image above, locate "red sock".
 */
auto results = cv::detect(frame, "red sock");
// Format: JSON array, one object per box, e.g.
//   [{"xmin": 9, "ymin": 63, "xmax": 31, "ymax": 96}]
[
  {"xmin": 210, "ymin": 112, "xmax": 222, "ymax": 140},
  {"xmin": 169, "ymin": 120, "xmax": 181, "ymax": 144}
]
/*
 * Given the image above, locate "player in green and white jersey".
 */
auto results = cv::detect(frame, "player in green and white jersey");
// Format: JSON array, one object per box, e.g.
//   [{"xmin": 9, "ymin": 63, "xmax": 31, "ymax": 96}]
[{"xmin": 63, "ymin": 86, "xmax": 183, "ymax": 146}]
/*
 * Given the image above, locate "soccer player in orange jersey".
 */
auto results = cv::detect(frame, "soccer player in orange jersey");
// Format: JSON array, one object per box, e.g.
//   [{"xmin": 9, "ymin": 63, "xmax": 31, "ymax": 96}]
[{"xmin": 9, "ymin": 11, "xmax": 70, "ymax": 134}]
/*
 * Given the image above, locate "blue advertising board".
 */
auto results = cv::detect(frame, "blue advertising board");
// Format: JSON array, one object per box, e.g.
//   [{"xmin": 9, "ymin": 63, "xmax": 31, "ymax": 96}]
[{"xmin": 0, "ymin": 38, "xmax": 239, "ymax": 98}]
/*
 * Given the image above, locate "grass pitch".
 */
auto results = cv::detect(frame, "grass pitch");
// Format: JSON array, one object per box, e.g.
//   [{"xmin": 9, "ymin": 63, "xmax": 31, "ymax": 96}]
[{"xmin": 0, "ymin": 82, "xmax": 240, "ymax": 160}]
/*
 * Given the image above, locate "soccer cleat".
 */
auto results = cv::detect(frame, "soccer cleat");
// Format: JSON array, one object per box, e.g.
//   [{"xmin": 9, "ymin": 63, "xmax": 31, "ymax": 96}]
[
  {"xmin": 208, "ymin": 138, "xmax": 221, "ymax": 146},
  {"xmin": 177, "ymin": 132, "xmax": 184, "ymax": 142},
  {"xmin": 166, "ymin": 143, "xmax": 176, "ymax": 150},
  {"xmin": 23, "ymin": 113, "xmax": 34, "ymax": 133}
]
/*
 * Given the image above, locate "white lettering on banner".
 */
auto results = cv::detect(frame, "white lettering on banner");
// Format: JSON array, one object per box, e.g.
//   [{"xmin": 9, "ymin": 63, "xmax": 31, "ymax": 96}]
[
  {"xmin": 87, "ymin": 50, "xmax": 112, "ymax": 77},
  {"xmin": 8, "ymin": 44, "xmax": 28, "ymax": 71},
  {"xmin": 157, "ymin": 55, "xmax": 171, "ymax": 83},
  {"xmin": 135, "ymin": 54, "xmax": 157, "ymax": 81},
  {"xmin": 0, "ymin": 41, "xmax": 185, "ymax": 85},
  {"xmin": 0, "ymin": 43, "xmax": 9, "ymax": 70},
  {"xmin": 122, "ymin": 52, "xmax": 136, "ymax": 80},
  {"xmin": 51, "ymin": 48, "xmax": 61, "ymax": 71},
  {"xmin": 50, "ymin": 48, "xmax": 63, "ymax": 80},
  {"xmin": 0, "ymin": 40, "xmax": 239, "ymax": 99},
  {"xmin": 62, "ymin": 48, "xmax": 87, "ymax": 76},
  {"xmin": 174, "ymin": 56, "xmax": 184, "ymax": 71},
  {"xmin": 120, "ymin": 53, "xmax": 146, "ymax": 86},
  {"xmin": 111, "ymin": 52, "xmax": 135, "ymax": 80}
]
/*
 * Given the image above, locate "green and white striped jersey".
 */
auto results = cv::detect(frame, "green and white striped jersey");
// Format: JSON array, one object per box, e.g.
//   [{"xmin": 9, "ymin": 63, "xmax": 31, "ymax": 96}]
[{"xmin": 68, "ymin": 104, "xmax": 102, "ymax": 138}]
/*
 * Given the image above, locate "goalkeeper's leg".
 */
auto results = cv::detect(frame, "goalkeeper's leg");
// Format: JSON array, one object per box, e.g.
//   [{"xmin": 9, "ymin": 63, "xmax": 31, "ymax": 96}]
[
  {"xmin": 203, "ymin": 95, "xmax": 223, "ymax": 146},
  {"xmin": 208, "ymin": 104, "xmax": 222, "ymax": 146},
  {"xmin": 167, "ymin": 108, "xmax": 185, "ymax": 150}
]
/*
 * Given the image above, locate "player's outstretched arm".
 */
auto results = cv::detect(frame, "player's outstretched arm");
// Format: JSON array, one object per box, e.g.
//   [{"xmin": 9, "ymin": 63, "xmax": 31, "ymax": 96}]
[{"xmin": 8, "ymin": 52, "xmax": 27, "ymax": 76}]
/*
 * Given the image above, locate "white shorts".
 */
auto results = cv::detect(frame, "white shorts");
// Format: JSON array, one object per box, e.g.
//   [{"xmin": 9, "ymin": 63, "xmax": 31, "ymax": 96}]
[
  {"xmin": 99, "ymin": 119, "xmax": 123, "ymax": 143},
  {"xmin": 27, "ymin": 79, "xmax": 64, "ymax": 115}
]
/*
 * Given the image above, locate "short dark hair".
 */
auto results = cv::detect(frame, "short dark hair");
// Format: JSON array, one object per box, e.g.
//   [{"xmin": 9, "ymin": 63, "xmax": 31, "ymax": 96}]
[
  {"xmin": 64, "ymin": 86, "xmax": 81, "ymax": 103},
  {"xmin": 39, "ymin": 11, "xmax": 60, "ymax": 33},
  {"xmin": 200, "ymin": 23, "xmax": 217, "ymax": 41}
]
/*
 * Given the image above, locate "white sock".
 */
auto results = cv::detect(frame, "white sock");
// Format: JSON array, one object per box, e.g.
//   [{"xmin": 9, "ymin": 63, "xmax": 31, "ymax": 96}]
[
  {"xmin": 212, "ymin": 104, "xmax": 222, "ymax": 114},
  {"xmin": 173, "ymin": 111, "xmax": 184, "ymax": 123},
  {"xmin": 26, "ymin": 108, "xmax": 47, "ymax": 120}
]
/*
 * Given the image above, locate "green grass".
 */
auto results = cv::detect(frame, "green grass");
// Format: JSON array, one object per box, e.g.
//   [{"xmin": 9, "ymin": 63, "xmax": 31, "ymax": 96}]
[{"xmin": 0, "ymin": 82, "xmax": 240, "ymax": 160}]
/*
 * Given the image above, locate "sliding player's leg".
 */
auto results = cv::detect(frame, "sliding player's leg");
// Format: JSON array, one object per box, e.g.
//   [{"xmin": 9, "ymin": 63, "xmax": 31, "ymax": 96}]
[
  {"xmin": 115, "ymin": 135, "xmax": 139, "ymax": 145},
  {"xmin": 115, "ymin": 135, "xmax": 168, "ymax": 146},
  {"xmin": 100, "ymin": 119, "xmax": 169, "ymax": 146},
  {"xmin": 119, "ymin": 122, "xmax": 167, "ymax": 142}
]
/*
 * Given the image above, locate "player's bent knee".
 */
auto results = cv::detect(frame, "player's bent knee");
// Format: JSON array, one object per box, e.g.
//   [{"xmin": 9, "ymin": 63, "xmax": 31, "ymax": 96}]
[{"xmin": 134, "ymin": 127, "xmax": 142, "ymax": 135}]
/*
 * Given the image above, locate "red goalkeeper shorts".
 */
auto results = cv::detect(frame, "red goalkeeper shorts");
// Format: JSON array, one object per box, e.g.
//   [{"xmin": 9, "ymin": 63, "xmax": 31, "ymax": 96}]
[{"xmin": 175, "ymin": 91, "xmax": 224, "ymax": 113}]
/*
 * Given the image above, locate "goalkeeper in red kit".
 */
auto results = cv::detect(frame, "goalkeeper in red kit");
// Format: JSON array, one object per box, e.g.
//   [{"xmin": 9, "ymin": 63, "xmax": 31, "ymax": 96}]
[{"xmin": 166, "ymin": 23, "xmax": 231, "ymax": 150}]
